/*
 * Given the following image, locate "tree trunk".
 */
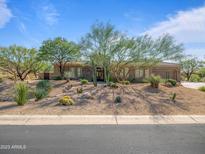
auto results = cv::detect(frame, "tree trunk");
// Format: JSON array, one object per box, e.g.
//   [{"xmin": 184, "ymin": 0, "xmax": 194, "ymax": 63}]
[
  {"xmin": 59, "ymin": 63, "xmax": 64, "ymax": 79},
  {"xmin": 187, "ymin": 74, "xmax": 191, "ymax": 81},
  {"xmin": 104, "ymin": 66, "xmax": 110, "ymax": 85},
  {"xmin": 91, "ymin": 61, "xmax": 97, "ymax": 87}
]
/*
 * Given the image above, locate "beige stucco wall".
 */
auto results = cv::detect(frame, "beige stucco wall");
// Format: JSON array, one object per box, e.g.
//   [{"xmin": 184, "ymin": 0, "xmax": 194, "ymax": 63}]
[{"xmin": 38, "ymin": 62, "xmax": 181, "ymax": 81}]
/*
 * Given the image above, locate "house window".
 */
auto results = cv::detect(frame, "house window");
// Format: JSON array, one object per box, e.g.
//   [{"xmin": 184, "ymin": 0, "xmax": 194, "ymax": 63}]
[
  {"xmin": 77, "ymin": 67, "xmax": 81, "ymax": 77},
  {"xmin": 70, "ymin": 67, "xmax": 75, "ymax": 78},
  {"xmin": 166, "ymin": 72, "xmax": 170, "ymax": 79},
  {"xmin": 135, "ymin": 69, "xmax": 144, "ymax": 78}
]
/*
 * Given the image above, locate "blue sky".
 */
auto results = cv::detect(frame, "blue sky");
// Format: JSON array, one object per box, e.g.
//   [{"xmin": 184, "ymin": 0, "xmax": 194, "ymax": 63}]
[{"xmin": 0, "ymin": 0, "xmax": 205, "ymax": 58}]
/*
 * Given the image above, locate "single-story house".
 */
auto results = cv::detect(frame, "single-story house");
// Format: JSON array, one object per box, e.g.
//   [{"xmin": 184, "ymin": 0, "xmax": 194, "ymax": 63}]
[{"xmin": 39, "ymin": 62, "xmax": 181, "ymax": 82}]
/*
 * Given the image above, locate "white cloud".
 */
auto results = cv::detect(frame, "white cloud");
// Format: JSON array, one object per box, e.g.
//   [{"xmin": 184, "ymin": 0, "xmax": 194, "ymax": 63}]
[
  {"xmin": 40, "ymin": 2, "xmax": 59, "ymax": 26},
  {"xmin": 0, "ymin": 0, "xmax": 12, "ymax": 28},
  {"xmin": 144, "ymin": 6, "xmax": 205, "ymax": 44}
]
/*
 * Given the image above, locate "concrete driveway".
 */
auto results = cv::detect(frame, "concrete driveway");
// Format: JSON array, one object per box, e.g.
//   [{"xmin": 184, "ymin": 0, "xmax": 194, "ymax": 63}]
[{"xmin": 181, "ymin": 82, "xmax": 205, "ymax": 89}]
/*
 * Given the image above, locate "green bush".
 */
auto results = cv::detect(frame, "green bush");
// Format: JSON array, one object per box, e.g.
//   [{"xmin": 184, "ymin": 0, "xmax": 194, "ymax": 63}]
[
  {"xmin": 115, "ymin": 96, "xmax": 122, "ymax": 104},
  {"xmin": 120, "ymin": 80, "xmax": 130, "ymax": 85},
  {"xmin": 198, "ymin": 68, "xmax": 205, "ymax": 78},
  {"xmin": 199, "ymin": 86, "xmax": 205, "ymax": 92},
  {"xmin": 189, "ymin": 74, "xmax": 200, "ymax": 82},
  {"xmin": 35, "ymin": 88, "xmax": 48, "ymax": 101},
  {"xmin": 14, "ymin": 82, "xmax": 28, "ymax": 105},
  {"xmin": 36, "ymin": 80, "xmax": 51, "ymax": 92},
  {"xmin": 53, "ymin": 76, "xmax": 63, "ymax": 80},
  {"xmin": 34, "ymin": 80, "xmax": 51, "ymax": 101},
  {"xmin": 147, "ymin": 75, "xmax": 161, "ymax": 88},
  {"xmin": 80, "ymin": 79, "xmax": 88, "ymax": 85},
  {"xmin": 200, "ymin": 77, "xmax": 205, "ymax": 82},
  {"xmin": 166, "ymin": 79, "xmax": 177, "ymax": 87}
]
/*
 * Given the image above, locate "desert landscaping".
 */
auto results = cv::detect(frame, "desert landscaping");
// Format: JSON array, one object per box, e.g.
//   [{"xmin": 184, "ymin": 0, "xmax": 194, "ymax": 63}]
[{"xmin": 0, "ymin": 79, "xmax": 205, "ymax": 115}]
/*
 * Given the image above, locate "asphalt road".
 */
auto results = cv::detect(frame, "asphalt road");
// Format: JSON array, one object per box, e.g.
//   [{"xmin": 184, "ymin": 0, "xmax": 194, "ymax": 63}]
[{"xmin": 0, "ymin": 125, "xmax": 205, "ymax": 154}]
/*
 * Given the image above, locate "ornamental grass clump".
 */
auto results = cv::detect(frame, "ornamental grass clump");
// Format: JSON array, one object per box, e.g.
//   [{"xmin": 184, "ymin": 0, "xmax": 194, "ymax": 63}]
[
  {"xmin": 147, "ymin": 75, "xmax": 161, "ymax": 88},
  {"xmin": 59, "ymin": 96, "xmax": 75, "ymax": 106},
  {"xmin": 14, "ymin": 82, "xmax": 28, "ymax": 105}
]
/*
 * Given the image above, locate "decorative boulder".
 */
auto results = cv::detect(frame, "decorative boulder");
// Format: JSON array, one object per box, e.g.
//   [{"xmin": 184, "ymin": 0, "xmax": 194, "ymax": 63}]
[{"xmin": 80, "ymin": 92, "xmax": 94, "ymax": 99}]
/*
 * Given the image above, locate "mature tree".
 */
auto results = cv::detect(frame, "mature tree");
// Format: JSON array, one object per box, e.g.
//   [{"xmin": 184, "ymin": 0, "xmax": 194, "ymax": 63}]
[
  {"xmin": 39, "ymin": 37, "xmax": 80, "ymax": 78},
  {"xmin": 180, "ymin": 57, "xmax": 203, "ymax": 81},
  {"xmin": 81, "ymin": 22, "xmax": 184, "ymax": 83},
  {"xmin": 0, "ymin": 45, "xmax": 42, "ymax": 81},
  {"xmin": 111, "ymin": 34, "xmax": 184, "ymax": 81},
  {"xmin": 80, "ymin": 22, "xmax": 122, "ymax": 84}
]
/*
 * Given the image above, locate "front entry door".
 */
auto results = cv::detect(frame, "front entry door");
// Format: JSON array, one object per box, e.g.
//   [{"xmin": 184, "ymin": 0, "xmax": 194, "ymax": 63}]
[
  {"xmin": 44, "ymin": 73, "xmax": 50, "ymax": 80},
  {"xmin": 96, "ymin": 67, "xmax": 104, "ymax": 81}
]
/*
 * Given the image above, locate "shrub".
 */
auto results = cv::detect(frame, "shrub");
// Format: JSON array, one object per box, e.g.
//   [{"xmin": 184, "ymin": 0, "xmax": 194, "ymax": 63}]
[
  {"xmin": 108, "ymin": 82, "xmax": 118, "ymax": 89},
  {"xmin": 199, "ymin": 86, "xmax": 205, "ymax": 92},
  {"xmin": 34, "ymin": 88, "xmax": 48, "ymax": 101},
  {"xmin": 147, "ymin": 75, "xmax": 161, "ymax": 88},
  {"xmin": 53, "ymin": 76, "xmax": 63, "ymax": 80},
  {"xmin": 200, "ymin": 77, "xmax": 205, "ymax": 82},
  {"xmin": 166, "ymin": 79, "xmax": 177, "ymax": 87},
  {"xmin": 198, "ymin": 68, "xmax": 205, "ymax": 78},
  {"xmin": 0, "ymin": 77, "xmax": 3, "ymax": 83},
  {"xmin": 115, "ymin": 96, "xmax": 122, "ymax": 104},
  {"xmin": 80, "ymin": 79, "xmax": 88, "ymax": 85},
  {"xmin": 77, "ymin": 87, "xmax": 83, "ymax": 94},
  {"xmin": 170, "ymin": 93, "xmax": 177, "ymax": 102},
  {"xmin": 59, "ymin": 96, "xmax": 75, "ymax": 105},
  {"xmin": 35, "ymin": 80, "xmax": 51, "ymax": 101},
  {"xmin": 14, "ymin": 82, "xmax": 28, "ymax": 105},
  {"xmin": 36, "ymin": 80, "xmax": 51, "ymax": 92},
  {"xmin": 189, "ymin": 74, "xmax": 200, "ymax": 82},
  {"xmin": 120, "ymin": 80, "xmax": 130, "ymax": 85}
]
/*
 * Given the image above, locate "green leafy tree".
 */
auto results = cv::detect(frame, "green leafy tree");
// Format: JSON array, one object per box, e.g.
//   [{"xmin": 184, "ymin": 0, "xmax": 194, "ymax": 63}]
[
  {"xmin": 0, "ymin": 45, "xmax": 42, "ymax": 81},
  {"xmin": 111, "ymin": 34, "xmax": 184, "ymax": 81},
  {"xmin": 198, "ymin": 67, "xmax": 205, "ymax": 78},
  {"xmin": 39, "ymin": 37, "xmax": 80, "ymax": 78},
  {"xmin": 81, "ymin": 22, "xmax": 122, "ymax": 84},
  {"xmin": 180, "ymin": 57, "xmax": 203, "ymax": 81},
  {"xmin": 81, "ymin": 22, "xmax": 184, "ymax": 83}
]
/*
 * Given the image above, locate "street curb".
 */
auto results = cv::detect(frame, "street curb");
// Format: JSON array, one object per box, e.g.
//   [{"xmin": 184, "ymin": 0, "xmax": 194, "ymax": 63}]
[{"xmin": 0, "ymin": 115, "xmax": 205, "ymax": 125}]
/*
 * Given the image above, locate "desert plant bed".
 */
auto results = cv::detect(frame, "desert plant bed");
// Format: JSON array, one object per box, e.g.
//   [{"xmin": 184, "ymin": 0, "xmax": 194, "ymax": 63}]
[{"xmin": 0, "ymin": 80, "xmax": 205, "ymax": 115}]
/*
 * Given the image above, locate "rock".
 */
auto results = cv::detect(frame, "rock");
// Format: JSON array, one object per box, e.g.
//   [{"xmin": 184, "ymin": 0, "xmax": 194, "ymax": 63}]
[
  {"xmin": 0, "ymin": 97, "xmax": 13, "ymax": 102},
  {"xmin": 80, "ymin": 92, "xmax": 94, "ymax": 99}
]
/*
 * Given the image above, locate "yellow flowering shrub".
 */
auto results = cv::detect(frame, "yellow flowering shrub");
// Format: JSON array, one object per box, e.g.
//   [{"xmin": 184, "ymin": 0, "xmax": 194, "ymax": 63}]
[{"xmin": 59, "ymin": 96, "xmax": 75, "ymax": 105}]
